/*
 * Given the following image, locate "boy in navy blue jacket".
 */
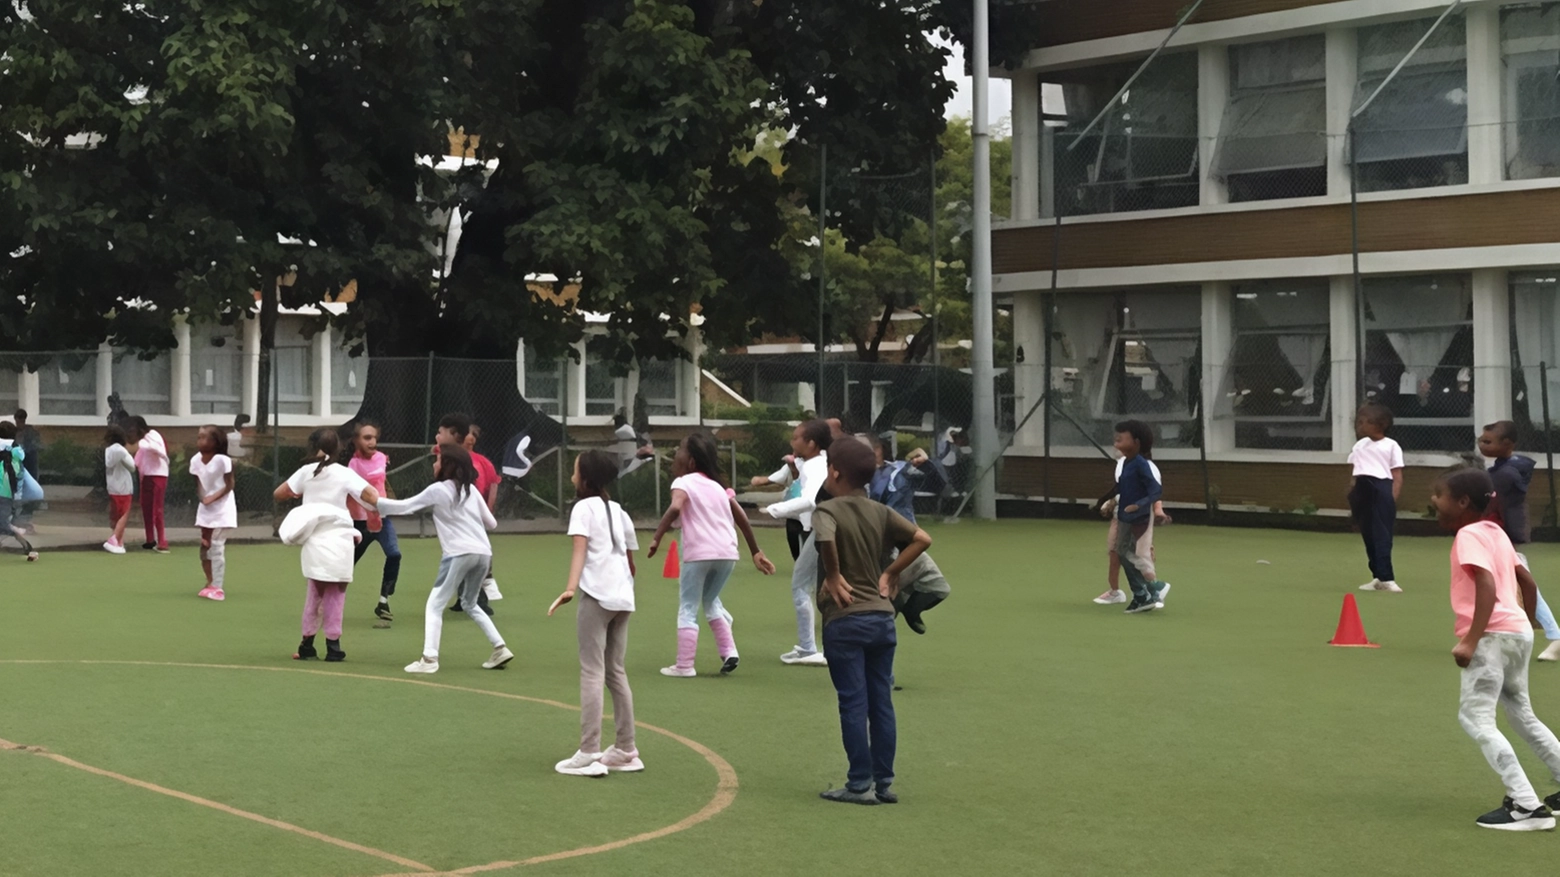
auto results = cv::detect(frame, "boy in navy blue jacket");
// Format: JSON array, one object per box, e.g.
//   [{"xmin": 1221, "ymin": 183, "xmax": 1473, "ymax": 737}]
[{"xmin": 1114, "ymin": 420, "xmax": 1170, "ymax": 614}]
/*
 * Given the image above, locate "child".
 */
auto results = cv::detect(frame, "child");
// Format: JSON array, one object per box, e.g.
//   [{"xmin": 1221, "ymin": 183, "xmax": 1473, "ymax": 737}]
[
  {"xmin": 376, "ymin": 444, "xmax": 513, "ymax": 675},
  {"xmin": 464, "ymin": 423, "xmax": 504, "ymax": 603},
  {"xmin": 433, "ymin": 412, "xmax": 494, "ymax": 617},
  {"xmin": 1479, "ymin": 421, "xmax": 1560, "ymax": 662},
  {"xmin": 347, "ymin": 420, "xmax": 402, "ymax": 624},
  {"xmin": 1433, "ymin": 468, "xmax": 1560, "ymax": 830},
  {"xmin": 751, "ymin": 455, "xmax": 804, "ymax": 560},
  {"xmin": 189, "ymin": 425, "xmax": 237, "ymax": 601},
  {"xmin": 867, "ymin": 436, "xmax": 950, "ymax": 635},
  {"xmin": 1094, "ymin": 455, "xmax": 1169, "ymax": 606},
  {"xmin": 548, "ymin": 450, "xmax": 643, "ymax": 777},
  {"xmin": 647, "ymin": 432, "xmax": 775, "ymax": 677},
  {"xmin": 1113, "ymin": 420, "xmax": 1171, "ymax": 614},
  {"xmin": 811, "ymin": 436, "xmax": 931, "ymax": 805},
  {"xmin": 275, "ymin": 428, "xmax": 378, "ymax": 662},
  {"xmin": 1349, "ymin": 403, "xmax": 1404, "ymax": 593},
  {"xmin": 102, "ymin": 426, "xmax": 137, "ymax": 554},
  {"xmin": 763, "ymin": 419, "xmax": 834, "ymax": 666},
  {"xmin": 12, "ymin": 408, "xmax": 39, "ymax": 533},
  {"xmin": 0, "ymin": 422, "xmax": 37, "ymax": 561},
  {"xmin": 129, "ymin": 415, "xmax": 170, "ymax": 553}
]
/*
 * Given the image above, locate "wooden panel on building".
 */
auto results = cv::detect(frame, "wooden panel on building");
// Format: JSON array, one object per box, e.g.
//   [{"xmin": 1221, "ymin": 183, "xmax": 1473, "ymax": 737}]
[
  {"xmin": 1024, "ymin": 0, "xmax": 1339, "ymax": 51},
  {"xmin": 994, "ymin": 188, "xmax": 1560, "ymax": 277}
]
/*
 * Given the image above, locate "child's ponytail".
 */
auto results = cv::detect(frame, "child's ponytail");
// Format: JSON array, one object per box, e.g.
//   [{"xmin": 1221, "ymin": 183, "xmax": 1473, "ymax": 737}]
[{"xmin": 307, "ymin": 427, "xmax": 342, "ymax": 477}]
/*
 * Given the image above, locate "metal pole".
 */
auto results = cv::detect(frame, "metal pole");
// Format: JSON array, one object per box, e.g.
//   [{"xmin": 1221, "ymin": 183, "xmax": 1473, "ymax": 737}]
[
  {"xmin": 1066, "ymin": 0, "xmax": 1207, "ymax": 151},
  {"xmin": 930, "ymin": 151, "xmax": 941, "ymax": 439},
  {"xmin": 423, "ymin": 352, "xmax": 434, "ymax": 445},
  {"xmin": 1196, "ymin": 399, "xmax": 1214, "ymax": 522},
  {"xmin": 970, "ymin": 0, "xmax": 997, "ymax": 519},
  {"xmin": 1544, "ymin": 362, "xmax": 1557, "ymax": 528},
  {"xmin": 1042, "ymin": 292, "xmax": 1054, "ymax": 517},
  {"xmin": 271, "ymin": 351, "xmax": 280, "ymax": 486},
  {"xmin": 1349, "ymin": 126, "xmax": 1365, "ymax": 408},
  {"xmin": 817, "ymin": 143, "xmax": 828, "ymax": 416},
  {"xmin": 559, "ymin": 357, "xmax": 569, "ymax": 525}
]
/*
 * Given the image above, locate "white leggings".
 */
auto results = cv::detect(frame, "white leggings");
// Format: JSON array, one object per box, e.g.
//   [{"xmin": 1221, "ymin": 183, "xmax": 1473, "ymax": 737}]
[
  {"xmin": 1458, "ymin": 633, "xmax": 1560, "ymax": 809},
  {"xmin": 423, "ymin": 553, "xmax": 505, "ymax": 660},
  {"xmin": 200, "ymin": 528, "xmax": 229, "ymax": 589}
]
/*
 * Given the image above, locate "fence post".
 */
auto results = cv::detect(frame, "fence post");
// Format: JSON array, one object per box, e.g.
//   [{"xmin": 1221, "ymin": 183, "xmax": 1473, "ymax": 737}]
[
  {"xmin": 423, "ymin": 352, "xmax": 434, "ymax": 445},
  {"xmin": 1544, "ymin": 362, "xmax": 1557, "ymax": 529},
  {"xmin": 272, "ymin": 353, "xmax": 281, "ymax": 486},
  {"xmin": 729, "ymin": 440, "xmax": 737, "ymax": 489},
  {"xmin": 559, "ymin": 356, "xmax": 569, "ymax": 526}
]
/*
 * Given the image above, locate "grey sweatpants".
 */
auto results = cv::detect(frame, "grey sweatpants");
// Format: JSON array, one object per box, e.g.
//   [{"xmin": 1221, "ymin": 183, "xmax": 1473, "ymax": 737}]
[
  {"xmin": 578, "ymin": 592, "xmax": 636, "ymax": 754},
  {"xmin": 791, "ymin": 530, "xmax": 821, "ymax": 654},
  {"xmin": 1458, "ymin": 632, "xmax": 1560, "ymax": 809},
  {"xmin": 423, "ymin": 553, "xmax": 505, "ymax": 659}
]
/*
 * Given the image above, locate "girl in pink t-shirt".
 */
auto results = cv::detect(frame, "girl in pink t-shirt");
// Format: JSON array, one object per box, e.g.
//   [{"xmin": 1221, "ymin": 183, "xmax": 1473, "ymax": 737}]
[
  {"xmin": 647, "ymin": 432, "xmax": 774, "ymax": 677},
  {"xmin": 1433, "ymin": 468, "xmax": 1560, "ymax": 831},
  {"xmin": 348, "ymin": 421, "xmax": 401, "ymax": 624}
]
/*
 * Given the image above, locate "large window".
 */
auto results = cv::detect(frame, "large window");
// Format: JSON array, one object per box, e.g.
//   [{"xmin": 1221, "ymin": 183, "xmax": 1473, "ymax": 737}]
[
  {"xmin": 272, "ymin": 344, "xmax": 313, "ymax": 415},
  {"xmin": 1224, "ymin": 281, "xmax": 1331, "ymax": 450},
  {"xmin": 1502, "ymin": 3, "xmax": 1560, "ymax": 181},
  {"xmin": 1360, "ymin": 274, "xmax": 1473, "ymax": 451},
  {"xmin": 636, "ymin": 358, "xmax": 682, "ymax": 417},
  {"xmin": 522, "ymin": 341, "xmax": 564, "ymax": 416},
  {"xmin": 1215, "ymin": 35, "xmax": 1328, "ymax": 202},
  {"xmin": 1510, "ymin": 272, "xmax": 1560, "ymax": 438},
  {"xmin": 1049, "ymin": 289, "xmax": 1202, "ymax": 448},
  {"xmin": 189, "ymin": 322, "xmax": 245, "ymax": 417},
  {"xmin": 111, "ymin": 349, "xmax": 171, "ymax": 416},
  {"xmin": 38, "ymin": 353, "xmax": 98, "ymax": 416},
  {"xmin": 1353, "ymin": 15, "xmax": 1469, "ymax": 193},
  {"xmin": 584, "ymin": 350, "xmax": 621, "ymax": 416},
  {"xmin": 331, "ymin": 344, "xmax": 366, "ymax": 416},
  {"xmin": 1047, "ymin": 53, "xmax": 1199, "ymax": 217}
]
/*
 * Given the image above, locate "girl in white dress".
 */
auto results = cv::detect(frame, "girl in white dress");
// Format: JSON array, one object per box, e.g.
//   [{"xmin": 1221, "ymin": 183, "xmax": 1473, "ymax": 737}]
[{"xmin": 189, "ymin": 425, "xmax": 237, "ymax": 601}]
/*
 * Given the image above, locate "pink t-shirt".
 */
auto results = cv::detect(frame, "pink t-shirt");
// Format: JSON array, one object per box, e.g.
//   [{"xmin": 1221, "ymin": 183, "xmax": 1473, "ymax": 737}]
[
  {"xmin": 671, "ymin": 473, "xmax": 738, "ymax": 562},
  {"xmin": 347, "ymin": 452, "xmax": 388, "ymax": 521},
  {"xmin": 1449, "ymin": 520, "xmax": 1532, "ymax": 638},
  {"xmin": 134, "ymin": 429, "xmax": 169, "ymax": 478}
]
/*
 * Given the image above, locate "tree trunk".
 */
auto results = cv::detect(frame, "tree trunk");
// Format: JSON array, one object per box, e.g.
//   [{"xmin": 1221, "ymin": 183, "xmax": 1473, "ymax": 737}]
[{"xmin": 256, "ymin": 281, "xmax": 279, "ymax": 432}]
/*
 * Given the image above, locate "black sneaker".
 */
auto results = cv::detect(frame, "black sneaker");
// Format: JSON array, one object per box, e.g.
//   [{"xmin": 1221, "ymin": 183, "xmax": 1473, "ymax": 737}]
[
  {"xmin": 142, "ymin": 542, "xmax": 156, "ymax": 551},
  {"xmin": 819, "ymin": 787, "xmax": 879, "ymax": 806},
  {"xmin": 875, "ymin": 786, "xmax": 899, "ymax": 804},
  {"xmin": 375, "ymin": 603, "xmax": 393, "ymax": 622},
  {"xmin": 1124, "ymin": 598, "xmax": 1158, "ymax": 614},
  {"xmin": 1475, "ymin": 797, "xmax": 1556, "ymax": 831},
  {"xmin": 293, "ymin": 637, "xmax": 317, "ymax": 661},
  {"xmin": 1547, "ymin": 790, "xmax": 1560, "ymax": 813},
  {"xmin": 324, "ymin": 639, "xmax": 346, "ymax": 662},
  {"xmin": 720, "ymin": 656, "xmax": 740, "ymax": 675},
  {"xmin": 903, "ymin": 610, "xmax": 926, "ymax": 635}
]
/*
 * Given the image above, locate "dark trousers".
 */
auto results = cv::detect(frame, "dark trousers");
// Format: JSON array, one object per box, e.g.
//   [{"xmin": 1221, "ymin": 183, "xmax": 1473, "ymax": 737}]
[
  {"xmin": 822, "ymin": 611, "xmax": 898, "ymax": 792},
  {"xmin": 352, "ymin": 519, "xmax": 402, "ymax": 597},
  {"xmin": 1349, "ymin": 476, "xmax": 1396, "ymax": 582},
  {"xmin": 786, "ymin": 518, "xmax": 805, "ymax": 561}
]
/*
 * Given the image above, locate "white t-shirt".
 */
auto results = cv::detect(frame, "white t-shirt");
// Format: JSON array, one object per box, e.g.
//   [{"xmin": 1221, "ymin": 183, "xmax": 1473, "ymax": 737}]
[
  {"xmin": 377, "ymin": 480, "xmax": 496, "ymax": 557},
  {"xmin": 568, "ymin": 497, "xmax": 639, "ymax": 612},
  {"xmin": 134, "ymin": 429, "xmax": 169, "ymax": 478},
  {"xmin": 286, "ymin": 462, "xmax": 372, "ymax": 510},
  {"xmin": 1349, "ymin": 437, "xmax": 1404, "ymax": 480},
  {"xmin": 104, "ymin": 444, "xmax": 138, "ymax": 496},
  {"xmin": 190, "ymin": 453, "xmax": 237, "ymax": 529}
]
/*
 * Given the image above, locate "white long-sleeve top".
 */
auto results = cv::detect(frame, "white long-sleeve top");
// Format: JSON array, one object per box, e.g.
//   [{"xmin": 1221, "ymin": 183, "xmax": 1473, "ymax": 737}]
[
  {"xmin": 104, "ymin": 444, "xmax": 138, "ymax": 495},
  {"xmin": 377, "ymin": 480, "xmax": 497, "ymax": 557},
  {"xmin": 764, "ymin": 451, "xmax": 828, "ymax": 531}
]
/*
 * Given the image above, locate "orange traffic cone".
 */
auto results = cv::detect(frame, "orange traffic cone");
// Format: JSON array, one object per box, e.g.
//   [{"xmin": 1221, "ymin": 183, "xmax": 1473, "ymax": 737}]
[
  {"xmin": 662, "ymin": 540, "xmax": 680, "ymax": 579},
  {"xmin": 1328, "ymin": 593, "xmax": 1380, "ymax": 648}
]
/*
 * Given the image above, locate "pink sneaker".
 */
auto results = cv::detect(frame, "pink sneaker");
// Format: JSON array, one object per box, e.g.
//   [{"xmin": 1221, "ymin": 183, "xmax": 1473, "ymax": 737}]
[
  {"xmin": 1092, "ymin": 589, "xmax": 1127, "ymax": 605},
  {"xmin": 209, "ymin": 589, "xmax": 226, "ymax": 602},
  {"xmin": 597, "ymin": 746, "xmax": 644, "ymax": 772},
  {"xmin": 198, "ymin": 587, "xmax": 224, "ymax": 601}
]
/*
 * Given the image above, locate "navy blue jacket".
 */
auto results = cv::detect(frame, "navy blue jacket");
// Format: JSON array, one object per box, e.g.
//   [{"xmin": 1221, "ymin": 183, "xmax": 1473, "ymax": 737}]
[{"xmin": 1115, "ymin": 455, "xmax": 1162, "ymax": 524}]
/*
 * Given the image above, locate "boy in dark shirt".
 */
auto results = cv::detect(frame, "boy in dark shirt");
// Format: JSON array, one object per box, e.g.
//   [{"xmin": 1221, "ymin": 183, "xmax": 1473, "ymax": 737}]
[
  {"xmin": 1479, "ymin": 420, "xmax": 1560, "ymax": 661},
  {"xmin": 1114, "ymin": 420, "xmax": 1170, "ymax": 614},
  {"xmin": 812, "ymin": 438, "xmax": 931, "ymax": 805}
]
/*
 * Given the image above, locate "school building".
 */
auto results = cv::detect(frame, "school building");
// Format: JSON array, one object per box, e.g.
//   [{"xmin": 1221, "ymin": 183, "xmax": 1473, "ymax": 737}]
[{"xmin": 995, "ymin": 0, "xmax": 1560, "ymax": 513}]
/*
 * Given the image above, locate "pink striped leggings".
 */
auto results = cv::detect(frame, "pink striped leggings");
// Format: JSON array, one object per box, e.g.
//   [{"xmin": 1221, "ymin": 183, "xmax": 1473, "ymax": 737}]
[{"xmin": 301, "ymin": 580, "xmax": 349, "ymax": 639}]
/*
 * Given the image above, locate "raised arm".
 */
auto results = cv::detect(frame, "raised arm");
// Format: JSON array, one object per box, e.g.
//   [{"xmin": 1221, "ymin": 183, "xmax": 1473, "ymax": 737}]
[{"xmin": 375, "ymin": 483, "xmax": 444, "ymax": 517}]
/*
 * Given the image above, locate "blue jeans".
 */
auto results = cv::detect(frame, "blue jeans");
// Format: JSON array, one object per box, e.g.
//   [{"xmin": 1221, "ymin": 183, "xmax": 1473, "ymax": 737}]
[
  {"xmin": 822, "ymin": 611, "xmax": 897, "ymax": 792},
  {"xmin": 678, "ymin": 559, "xmax": 735, "ymax": 629},
  {"xmin": 353, "ymin": 519, "xmax": 402, "ymax": 598}
]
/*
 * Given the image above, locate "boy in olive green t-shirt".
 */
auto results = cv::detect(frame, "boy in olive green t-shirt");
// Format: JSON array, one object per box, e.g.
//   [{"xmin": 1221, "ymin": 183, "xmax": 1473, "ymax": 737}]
[{"xmin": 811, "ymin": 438, "xmax": 931, "ymax": 806}]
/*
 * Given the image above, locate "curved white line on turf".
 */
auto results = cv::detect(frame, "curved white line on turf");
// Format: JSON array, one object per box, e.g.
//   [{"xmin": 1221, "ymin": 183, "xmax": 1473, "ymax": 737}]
[{"xmin": 0, "ymin": 660, "xmax": 739, "ymax": 877}]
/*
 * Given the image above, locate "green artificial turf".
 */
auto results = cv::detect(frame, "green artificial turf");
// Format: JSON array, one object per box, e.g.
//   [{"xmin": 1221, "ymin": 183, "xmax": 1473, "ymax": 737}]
[{"xmin": 3, "ymin": 520, "xmax": 1560, "ymax": 876}]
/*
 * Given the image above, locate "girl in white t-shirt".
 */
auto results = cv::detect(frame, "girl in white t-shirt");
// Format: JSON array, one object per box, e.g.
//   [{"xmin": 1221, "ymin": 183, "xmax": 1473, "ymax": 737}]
[
  {"xmin": 274, "ymin": 428, "xmax": 377, "ymax": 662},
  {"xmin": 374, "ymin": 444, "xmax": 512, "ymax": 675},
  {"xmin": 102, "ymin": 426, "xmax": 138, "ymax": 555},
  {"xmin": 549, "ymin": 450, "xmax": 642, "ymax": 777},
  {"xmin": 189, "ymin": 425, "xmax": 237, "ymax": 601}
]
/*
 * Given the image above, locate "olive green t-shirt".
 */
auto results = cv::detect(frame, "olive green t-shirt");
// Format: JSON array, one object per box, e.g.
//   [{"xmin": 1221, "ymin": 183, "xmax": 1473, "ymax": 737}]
[{"xmin": 811, "ymin": 494, "xmax": 919, "ymax": 627}]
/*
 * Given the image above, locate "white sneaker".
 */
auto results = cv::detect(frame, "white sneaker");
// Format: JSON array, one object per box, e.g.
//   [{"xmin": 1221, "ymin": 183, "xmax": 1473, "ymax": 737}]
[
  {"xmin": 598, "ymin": 746, "xmax": 644, "ymax": 772},
  {"xmin": 779, "ymin": 647, "xmax": 807, "ymax": 664},
  {"xmin": 1540, "ymin": 641, "xmax": 1560, "ymax": 662},
  {"xmin": 795, "ymin": 651, "xmax": 828, "ymax": 667},
  {"xmin": 1377, "ymin": 580, "xmax": 1402, "ymax": 593},
  {"xmin": 103, "ymin": 541, "xmax": 126, "ymax": 555},
  {"xmin": 1153, "ymin": 582, "xmax": 1171, "ymax": 609},
  {"xmin": 555, "ymin": 750, "xmax": 608, "ymax": 777},
  {"xmin": 482, "ymin": 646, "xmax": 514, "ymax": 670},
  {"xmin": 660, "ymin": 665, "xmax": 696, "ymax": 678},
  {"xmin": 1093, "ymin": 590, "xmax": 1127, "ymax": 605},
  {"xmin": 483, "ymin": 578, "xmax": 503, "ymax": 601},
  {"xmin": 404, "ymin": 657, "xmax": 439, "ymax": 674},
  {"xmin": 1359, "ymin": 579, "xmax": 1382, "ymax": 591}
]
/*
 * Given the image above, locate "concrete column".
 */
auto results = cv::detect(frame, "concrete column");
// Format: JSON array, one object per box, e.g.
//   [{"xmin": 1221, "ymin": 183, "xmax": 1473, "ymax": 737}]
[
  {"xmin": 570, "ymin": 341, "xmax": 588, "ymax": 418},
  {"xmin": 1330, "ymin": 276, "xmax": 1360, "ymax": 451},
  {"xmin": 1465, "ymin": 3, "xmax": 1504, "ymax": 185},
  {"xmin": 96, "ymin": 343, "xmax": 113, "ymax": 418},
  {"xmin": 1201, "ymin": 282, "xmax": 1235, "ymax": 452},
  {"xmin": 684, "ymin": 328, "xmax": 703, "ymax": 418},
  {"xmin": 1011, "ymin": 291, "xmax": 1047, "ymax": 448},
  {"xmin": 1326, "ymin": 28, "xmax": 1359, "ymax": 198},
  {"xmin": 1472, "ymin": 268, "xmax": 1511, "ymax": 434},
  {"xmin": 171, "ymin": 319, "xmax": 192, "ymax": 417},
  {"xmin": 314, "ymin": 323, "xmax": 332, "ymax": 418},
  {"xmin": 243, "ymin": 316, "xmax": 261, "ymax": 421},
  {"xmin": 1011, "ymin": 71, "xmax": 1041, "ymax": 222},
  {"xmin": 1198, "ymin": 44, "xmax": 1230, "ymax": 207},
  {"xmin": 18, "ymin": 368, "xmax": 39, "ymax": 414},
  {"xmin": 514, "ymin": 339, "xmax": 527, "ymax": 396}
]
